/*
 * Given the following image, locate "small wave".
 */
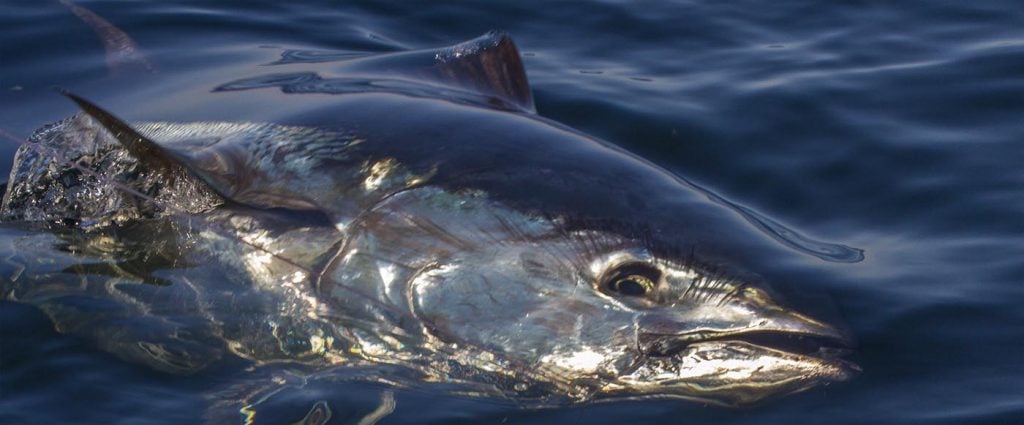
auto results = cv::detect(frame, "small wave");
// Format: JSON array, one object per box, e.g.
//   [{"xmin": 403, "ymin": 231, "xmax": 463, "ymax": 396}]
[
  {"xmin": 686, "ymin": 179, "xmax": 864, "ymax": 263},
  {"xmin": 271, "ymin": 49, "xmax": 371, "ymax": 65}
]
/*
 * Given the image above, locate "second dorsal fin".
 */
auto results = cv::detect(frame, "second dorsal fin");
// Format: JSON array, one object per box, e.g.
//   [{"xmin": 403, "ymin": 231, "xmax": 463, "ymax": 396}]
[{"xmin": 60, "ymin": 0, "xmax": 156, "ymax": 75}]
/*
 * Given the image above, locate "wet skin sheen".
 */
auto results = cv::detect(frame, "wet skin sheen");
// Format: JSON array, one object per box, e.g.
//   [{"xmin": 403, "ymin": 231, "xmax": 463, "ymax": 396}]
[{"xmin": 0, "ymin": 32, "xmax": 857, "ymax": 409}]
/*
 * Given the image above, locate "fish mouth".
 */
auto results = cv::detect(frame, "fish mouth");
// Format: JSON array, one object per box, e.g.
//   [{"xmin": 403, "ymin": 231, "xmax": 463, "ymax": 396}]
[
  {"xmin": 634, "ymin": 304, "xmax": 858, "ymax": 363},
  {"xmin": 639, "ymin": 329, "xmax": 855, "ymax": 361},
  {"xmin": 607, "ymin": 315, "xmax": 859, "ymax": 406}
]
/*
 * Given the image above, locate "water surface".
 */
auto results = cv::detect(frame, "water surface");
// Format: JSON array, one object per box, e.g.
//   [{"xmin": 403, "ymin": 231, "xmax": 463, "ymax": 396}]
[{"xmin": 1, "ymin": 1, "xmax": 1022, "ymax": 424}]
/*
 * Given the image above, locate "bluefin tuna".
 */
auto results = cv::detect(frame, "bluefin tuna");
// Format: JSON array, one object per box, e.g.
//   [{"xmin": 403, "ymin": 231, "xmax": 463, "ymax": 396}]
[{"xmin": 0, "ymin": 10, "xmax": 859, "ymax": 420}]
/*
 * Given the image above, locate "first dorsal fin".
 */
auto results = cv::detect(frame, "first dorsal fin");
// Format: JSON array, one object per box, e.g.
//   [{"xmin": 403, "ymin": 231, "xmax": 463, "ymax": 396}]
[
  {"xmin": 427, "ymin": 31, "xmax": 535, "ymax": 112},
  {"xmin": 337, "ymin": 31, "xmax": 536, "ymax": 112},
  {"xmin": 61, "ymin": 90, "xmax": 192, "ymax": 180}
]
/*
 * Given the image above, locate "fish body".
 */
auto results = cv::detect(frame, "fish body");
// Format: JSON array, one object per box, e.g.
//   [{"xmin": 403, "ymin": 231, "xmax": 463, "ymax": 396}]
[{"xmin": 0, "ymin": 30, "xmax": 857, "ymax": 409}]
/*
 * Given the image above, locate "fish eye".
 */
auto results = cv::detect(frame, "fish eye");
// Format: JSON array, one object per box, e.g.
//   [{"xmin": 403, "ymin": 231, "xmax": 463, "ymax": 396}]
[{"xmin": 602, "ymin": 263, "xmax": 661, "ymax": 297}]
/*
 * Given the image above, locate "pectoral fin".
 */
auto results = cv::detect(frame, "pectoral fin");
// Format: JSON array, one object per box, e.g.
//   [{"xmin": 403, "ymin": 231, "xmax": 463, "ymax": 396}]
[
  {"xmin": 62, "ymin": 91, "xmax": 187, "ymax": 177},
  {"xmin": 60, "ymin": 91, "xmax": 229, "ymax": 216}
]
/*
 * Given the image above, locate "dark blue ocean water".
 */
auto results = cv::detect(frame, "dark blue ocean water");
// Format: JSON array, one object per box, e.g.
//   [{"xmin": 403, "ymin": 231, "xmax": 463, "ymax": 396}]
[{"xmin": 1, "ymin": 1, "xmax": 1022, "ymax": 424}]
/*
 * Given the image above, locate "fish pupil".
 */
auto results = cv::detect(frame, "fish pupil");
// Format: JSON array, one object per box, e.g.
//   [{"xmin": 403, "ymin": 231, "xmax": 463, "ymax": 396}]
[
  {"xmin": 602, "ymin": 263, "xmax": 661, "ymax": 297},
  {"xmin": 611, "ymin": 277, "xmax": 650, "ymax": 296}
]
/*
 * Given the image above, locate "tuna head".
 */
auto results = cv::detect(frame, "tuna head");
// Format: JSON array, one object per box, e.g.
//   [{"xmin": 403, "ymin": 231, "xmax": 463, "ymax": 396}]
[{"xmin": 328, "ymin": 186, "xmax": 857, "ymax": 407}]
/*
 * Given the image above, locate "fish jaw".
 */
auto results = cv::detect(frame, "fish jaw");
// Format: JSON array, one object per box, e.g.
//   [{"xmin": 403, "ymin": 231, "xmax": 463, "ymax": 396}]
[
  {"xmin": 601, "ymin": 295, "xmax": 858, "ymax": 406},
  {"xmin": 606, "ymin": 339, "xmax": 857, "ymax": 406}
]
